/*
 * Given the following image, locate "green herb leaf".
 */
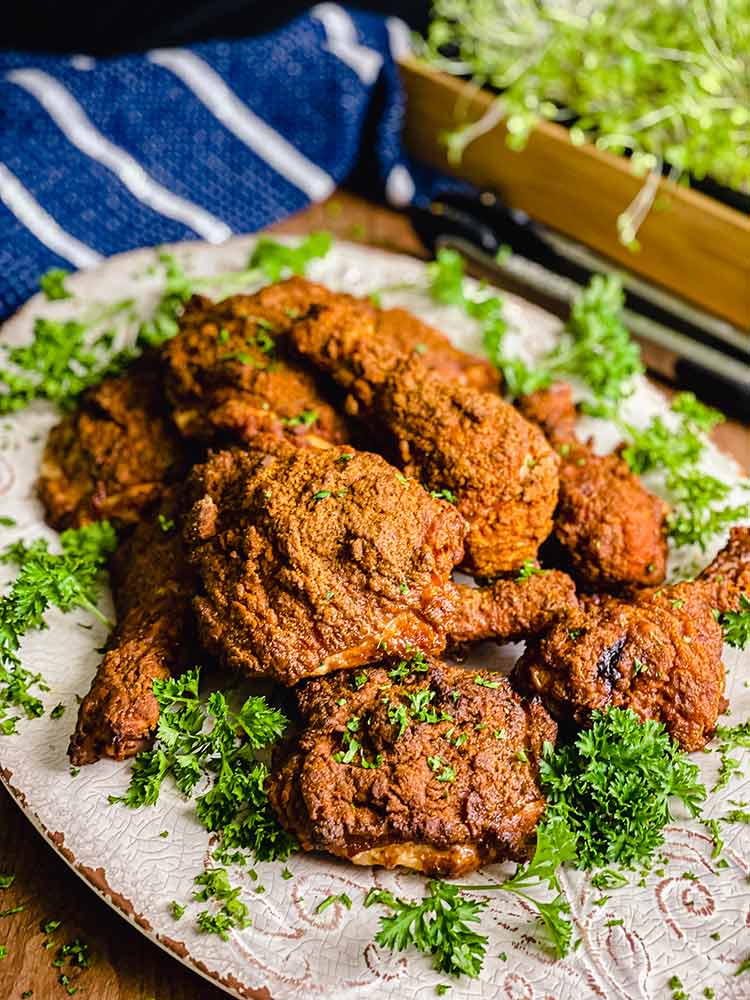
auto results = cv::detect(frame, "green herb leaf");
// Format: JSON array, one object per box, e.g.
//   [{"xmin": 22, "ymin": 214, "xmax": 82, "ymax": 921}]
[
  {"xmin": 540, "ymin": 708, "xmax": 706, "ymax": 869},
  {"xmin": 113, "ymin": 668, "xmax": 296, "ymax": 863},
  {"xmin": 0, "ymin": 522, "xmax": 116, "ymax": 730},
  {"xmin": 720, "ymin": 594, "xmax": 750, "ymax": 650},
  {"xmin": 365, "ymin": 880, "xmax": 488, "ymax": 978},
  {"xmin": 40, "ymin": 268, "xmax": 73, "ymax": 301}
]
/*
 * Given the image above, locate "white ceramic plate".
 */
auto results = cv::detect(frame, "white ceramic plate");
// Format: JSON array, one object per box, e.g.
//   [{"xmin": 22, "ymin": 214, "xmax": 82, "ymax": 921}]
[{"xmin": 1, "ymin": 239, "xmax": 749, "ymax": 1000}]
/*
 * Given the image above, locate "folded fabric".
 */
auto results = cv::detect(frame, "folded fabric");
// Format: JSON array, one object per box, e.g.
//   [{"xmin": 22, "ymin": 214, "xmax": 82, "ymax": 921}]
[{"xmin": 0, "ymin": 5, "xmax": 445, "ymax": 319}]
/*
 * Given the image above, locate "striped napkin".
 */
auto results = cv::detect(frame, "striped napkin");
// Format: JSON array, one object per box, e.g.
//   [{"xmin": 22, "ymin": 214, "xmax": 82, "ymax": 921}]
[{"xmin": 0, "ymin": 5, "xmax": 445, "ymax": 320}]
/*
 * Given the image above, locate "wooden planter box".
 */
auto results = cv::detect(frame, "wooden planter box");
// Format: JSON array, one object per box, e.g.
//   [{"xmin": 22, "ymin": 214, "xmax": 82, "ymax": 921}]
[{"xmin": 399, "ymin": 57, "xmax": 750, "ymax": 335}]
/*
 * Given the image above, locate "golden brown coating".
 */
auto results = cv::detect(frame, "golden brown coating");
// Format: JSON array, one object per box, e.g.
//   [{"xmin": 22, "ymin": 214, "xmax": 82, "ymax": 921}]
[
  {"xmin": 160, "ymin": 281, "xmax": 348, "ymax": 447},
  {"xmin": 267, "ymin": 660, "xmax": 556, "ymax": 876},
  {"xmin": 375, "ymin": 306, "xmax": 500, "ymax": 390},
  {"xmin": 448, "ymin": 569, "xmax": 579, "ymax": 648},
  {"xmin": 698, "ymin": 525, "xmax": 750, "ymax": 607},
  {"xmin": 510, "ymin": 530, "xmax": 750, "ymax": 751},
  {"xmin": 518, "ymin": 383, "xmax": 669, "ymax": 590},
  {"xmin": 38, "ymin": 364, "xmax": 187, "ymax": 530},
  {"xmin": 183, "ymin": 441, "xmax": 466, "ymax": 686},
  {"xmin": 68, "ymin": 494, "xmax": 196, "ymax": 765},
  {"xmin": 512, "ymin": 587, "xmax": 724, "ymax": 751},
  {"xmin": 291, "ymin": 300, "xmax": 559, "ymax": 575}
]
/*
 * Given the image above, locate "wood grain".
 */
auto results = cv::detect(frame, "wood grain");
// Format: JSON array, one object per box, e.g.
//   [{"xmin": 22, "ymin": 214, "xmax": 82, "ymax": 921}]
[
  {"xmin": 400, "ymin": 58, "xmax": 750, "ymax": 332},
  {"xmin": 0, "ymin": 191, "xmax": 747, "ymax": 999}
]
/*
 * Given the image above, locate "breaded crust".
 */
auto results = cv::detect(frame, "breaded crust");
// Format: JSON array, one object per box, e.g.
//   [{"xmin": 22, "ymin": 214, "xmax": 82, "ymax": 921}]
[
  {"xmin": 160, "ymin": 280, "xmax": 348, "ymax": 446},
  {"xmin": 448, "ymin": 569, "xmax": 578, "ymax": 647},
  {"xmin": 183, "ymin": 441, "xmax": 466, "ymax": 685},
  {"xmin": 518, "ymin": 384, "xmax": 669, "ymax": 589},
  {"xmin": 38, "ymin": 363, "xmax": 186, "ymax": 530},
  {"xmin": 512, "ymin": 582, "xmax": 728, "ymax": 752},
  {"xmin": 291, "ymin": 300, "xmax": 559, "ymax": 575},
  {"xmin": 68, "ymin": 493, "xmax": 196, "ymax": 764},
  {"xmin": 268, "ymin": 660, "xmax": 556, "ymax": 876}
]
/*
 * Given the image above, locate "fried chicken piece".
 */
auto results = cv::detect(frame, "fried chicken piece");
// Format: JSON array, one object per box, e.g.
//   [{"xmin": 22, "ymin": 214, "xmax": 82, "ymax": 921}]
[
  {"xmin": 448, "ymin": 569, "xmax": 579, "ymax": 648},
  {"xmin": 699, "ymin": 524, "xmax": 750, "ymax": 604},
  {"xmin": 160, "ymin": 282, "xmax": 348, "ymax": 447},
  {"xmin": 38, "ymin": 364, "xmax": 187, "ymax": 530},
  {"xmin": 291, "ymin": 300, "xmax": 558, "ymax": 575},
  {"xmin": 518, "ymin": 383, "xmax": 668, "ymax": 589},
  {"xmin": 268, "ymin": 660, "xmax": 556, "ymax": 876},
  {"xmin": 183, "ymin": 441, "xmax": 466, "ymax": 685},
  {"xmin": 512, "ymin": 528, "xmax": 750, "ymax": 751},
  {"xmin": 68, "ymin": 494, "xmax": 196, "ymax": 765}
]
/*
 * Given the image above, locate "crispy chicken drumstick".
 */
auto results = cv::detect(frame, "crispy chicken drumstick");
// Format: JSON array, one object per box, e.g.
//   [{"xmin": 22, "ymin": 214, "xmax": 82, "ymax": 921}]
[
  {"xmin": 290, "ymin": 298, "xmax": 559, "ymax": 575},
  {"xmin": 68, "ymin": 493, "xmax": 196, "ymax": 764}
]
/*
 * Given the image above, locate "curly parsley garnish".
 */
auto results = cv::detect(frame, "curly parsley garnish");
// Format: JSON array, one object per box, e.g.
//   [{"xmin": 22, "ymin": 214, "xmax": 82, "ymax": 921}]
[
  {"xmin": 427, "ymin": 249, "xmax": 507, "ymax": 366},
  {"xmin": 0, "ymin": 522, "xmax": 116, "ymax": 733},
  {"xmin": 490, "ymin": 274, "xmax": 643, "ymax": 410},
  {"xmin": 712, "ymin": 719, "xmax": 750, "ymax": 793},
  {"xmin": 720, "ymin": 594, "xmax": 750, "ymax": 650},
  {"xmin": 365, "ymin": 817, "xmax": 577, "ymax": 976},
  {"xmin": 621, "ymin": 392, "xmax": 749, "ymax": 549},
  {"xmin": 111, "ymin": 668, "xmax": 296, "ymax": 863},
  {"xmin": 193, "ymin": 868, "xmax": 250, "ymax": 939},
  {"xmin": 541, "ymin": 708, "xmax": 706, "ymax": 869}
]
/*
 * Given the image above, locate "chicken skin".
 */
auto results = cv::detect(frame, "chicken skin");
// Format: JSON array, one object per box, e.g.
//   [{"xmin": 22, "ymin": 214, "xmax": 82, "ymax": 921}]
[
  {"xmin": 267, "ymin": 659, "xmax": 556, "ymax": 877},
  {"xmin": 38, "ymin": 363, "xmax": 187, "ymax": 530},
  {"xmin": 69, "ymin": 492, "xmax": 196, "ymax": 765},
  {"xmin": 160, "ymin": 284, "xmax": 349, "ymax": 447},
  {"xmin": 291, "ymin": 299, "xmax": 559, "ymax": 575},
  {"xmin": 183, "ymin": 440, "xmax": 467, "ymax": 685},
  {"xmin": 518, "ymin": 383, "xmax": 668, "ymax": 590},
  {"xmin": 448, "ymin": 568, "xmax": 579, "ymax": 648},
  {"xmin": 512, "ymin": 527, "xmax": 750, "ymax": 751}
]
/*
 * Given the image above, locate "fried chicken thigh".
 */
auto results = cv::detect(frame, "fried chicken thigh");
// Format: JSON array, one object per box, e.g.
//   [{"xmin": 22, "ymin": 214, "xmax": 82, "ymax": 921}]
[
  {"xmin": 183, "ymin": 441, "xmax": 466, "ymax": 685},
  {"xmin": 69, "ymin": 493, "xmax": 196, "ymax": 764},
  {"xmin": 518, "ymin": 383, "xmax": 668, "ymax": 589},
  {"xmin": 160, "ymin": 282, "xmax": 348, "ymax": 447},
  {"xmin": 38, "ymin": 364, "xmax": 187, "ymax": 530},
  {"xmin": 268, "ymin": 660, "xmax": 556, "ymax": 876},
  {"xmin": 512, "ymin": 527, "xmax": 750, "ymax": 751},
  {"xmin": 291, "ymin": 299, "xmax": 559, "ymax": 575}
]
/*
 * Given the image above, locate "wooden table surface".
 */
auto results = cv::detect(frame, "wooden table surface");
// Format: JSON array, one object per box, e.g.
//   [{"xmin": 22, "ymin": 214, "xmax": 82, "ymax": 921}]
[{"xmin": 1, "ymin": 191, "xmax": 748, "ymax": 1000}]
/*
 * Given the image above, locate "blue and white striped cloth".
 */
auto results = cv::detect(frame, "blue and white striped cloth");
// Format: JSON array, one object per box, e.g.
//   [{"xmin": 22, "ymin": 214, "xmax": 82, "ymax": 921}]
[{"xmin": 0, "ymin": 5, "xmax": 449, "ymax": 320}]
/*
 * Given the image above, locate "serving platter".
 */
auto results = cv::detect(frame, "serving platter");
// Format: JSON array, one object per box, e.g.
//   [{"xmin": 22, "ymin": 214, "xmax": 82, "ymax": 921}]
[{"xmin": 0, "ymin": 238, "xmax": 749, "ymax": 1000}]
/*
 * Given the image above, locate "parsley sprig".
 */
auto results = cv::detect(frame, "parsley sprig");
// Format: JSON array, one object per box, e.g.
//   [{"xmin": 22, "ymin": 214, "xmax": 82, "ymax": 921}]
[
  {"xmin": 426, "ymin": 249, "xmax": 507, "ymax": 363},
  {"xmin": 491, "ymin": 274, "xmax": 643, "ymax": 410},
  {"xmin": 111, "ymin": 668, "xmax": 296, "ymax": 863},
  {"xmin": 540, "ymin": 708, "xmax": 706, "ymax": 869},
  {"xmin": 712, "ymin": 720, "xmax": 750, "ymax": 793},
  {"xmin": 0, "ymin": 522, "xmax": 116, "ymax": 733},
  {"xmin": 39, "ymin": 268, "xmax": 73, "ymax": 301},
  {"xmin": 719, "ymin": 594, "xmax": 750, "ymax": 650},
  {"xmin": 366, "ymin": 817, "xmax": 576, "ymax": 977},
  {"xmin": 621, "ymin": 392, "xmax": 749, "ymax": 549}
]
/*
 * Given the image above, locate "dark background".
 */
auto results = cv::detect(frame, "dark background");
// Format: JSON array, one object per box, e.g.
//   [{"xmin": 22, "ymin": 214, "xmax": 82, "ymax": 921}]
[{"xmin": 1, "ymin": 2, "xmax": 430, "ymax": 54}]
